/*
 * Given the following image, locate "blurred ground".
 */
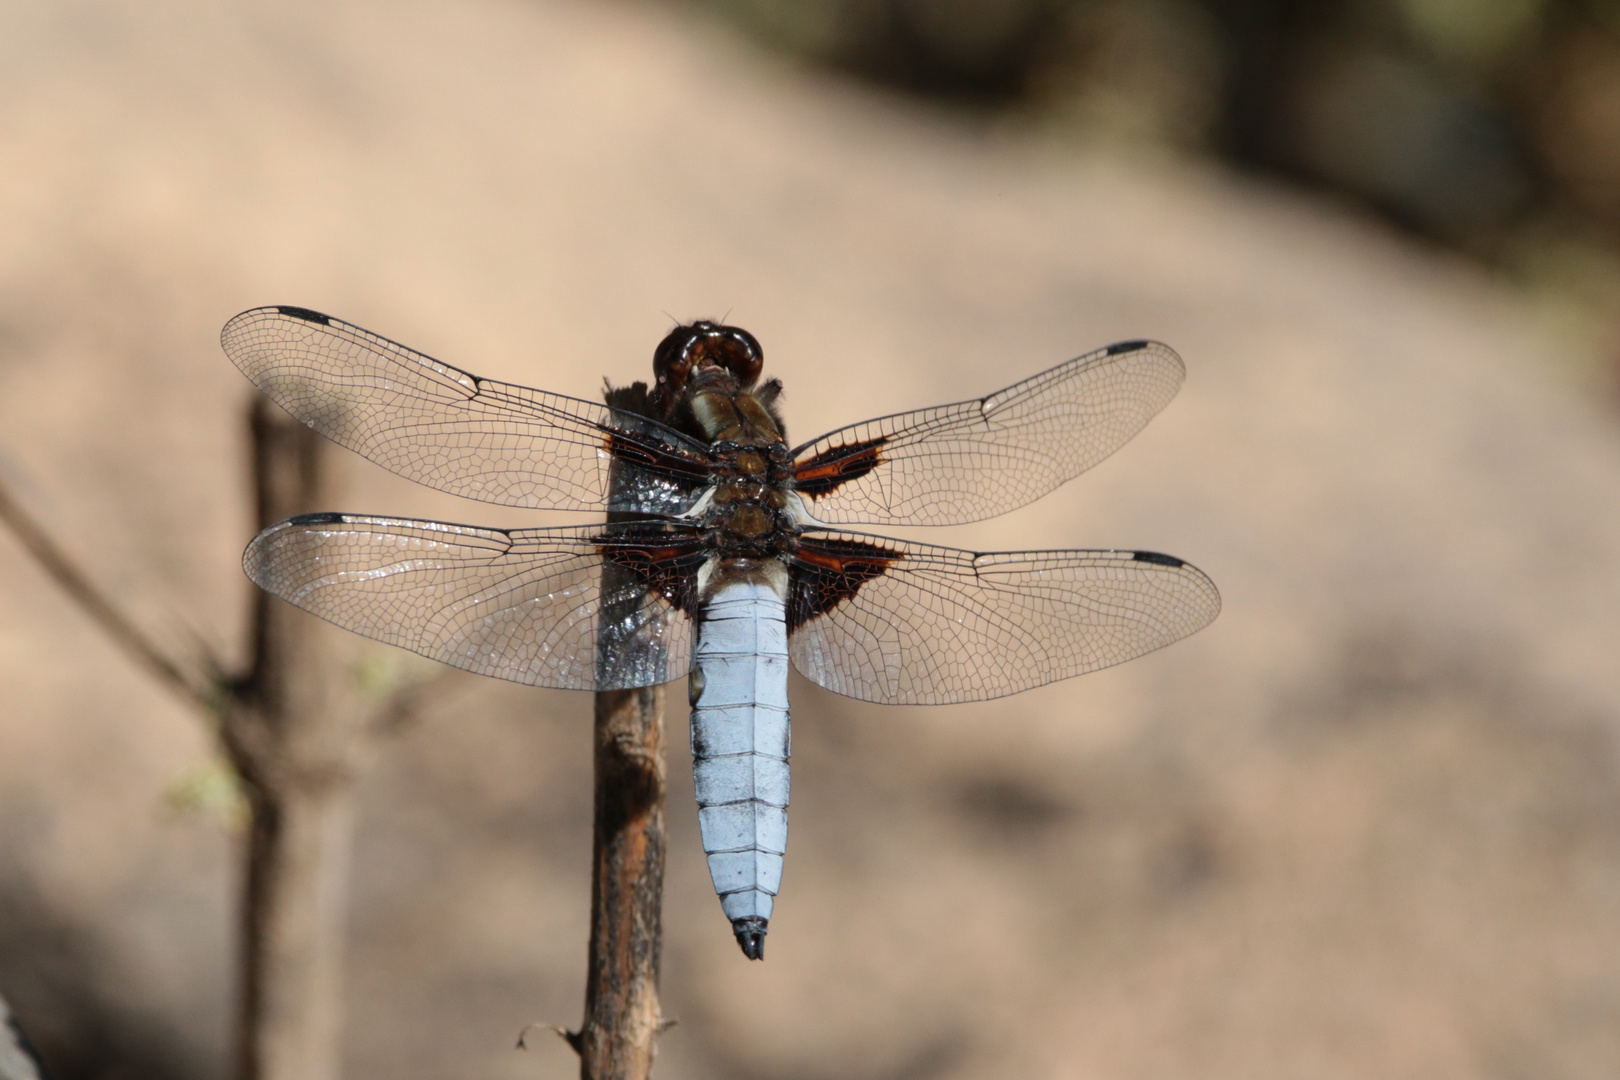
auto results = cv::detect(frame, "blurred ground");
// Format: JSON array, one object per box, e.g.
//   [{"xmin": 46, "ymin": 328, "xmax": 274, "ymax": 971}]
[{"xmin": 3, "ymin": 1, "xmax": 1620, "ymax": 1078}]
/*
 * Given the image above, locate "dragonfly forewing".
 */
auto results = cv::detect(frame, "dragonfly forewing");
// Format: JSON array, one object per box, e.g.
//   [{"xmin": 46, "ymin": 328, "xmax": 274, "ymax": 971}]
[
  {"xmin": 223, "ymin": 306, "xmax": 711, "ymax": 516},
  {"xmin": 790, "ymin": 340, "xmax": 1184, "ymax": 526}
]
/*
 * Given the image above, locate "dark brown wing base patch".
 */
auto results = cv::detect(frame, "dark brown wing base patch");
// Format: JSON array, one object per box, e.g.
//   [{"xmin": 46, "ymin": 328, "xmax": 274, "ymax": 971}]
[
  {"xmin": 601, "ymin": 428, "xmax": 711, "ymax": 484},
  {"xmin": 786, "ymin": 534, "xmax": 902, "ymax": 632},
  {"xmin": 596, "ymin": 527, "xmax": 708, "ymax": 616},
  {"xmin": 791, "ymin": 437, "xmax": 887, "ymax": 498}
]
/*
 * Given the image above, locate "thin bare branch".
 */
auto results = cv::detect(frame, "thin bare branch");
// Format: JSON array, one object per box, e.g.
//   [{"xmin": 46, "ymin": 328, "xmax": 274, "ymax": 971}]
[
  {"xmin": 0, "ymin": 467, "xmax": 221, "ymax": 715},
  {"xmin": 514, "ymin": 1022, "xmax": 577, "ymax": 1052},
  {"xmin": 230, "ymin": 396, "xmax": 359, "ymax": 1080},
  {"xmin": 364, "ymin": 667, "xmax": 471, "ymax": 738}
]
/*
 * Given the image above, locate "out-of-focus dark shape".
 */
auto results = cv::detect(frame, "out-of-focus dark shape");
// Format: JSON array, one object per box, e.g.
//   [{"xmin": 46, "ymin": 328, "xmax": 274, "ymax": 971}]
[
  {"xmin": 0, "ymin": 992, "xmax": 50, "ymax": 1080},
  {"xmin": 1539, "ymin": 27, "xmax": 1620, "ymax": 232},
  {"xmin": 1032, "ymin": 0, "xmax": 1230, "ymax": 149},
  {"xmin": 1284, "ymin": 47, "xmax": 1527, "ymax": 237},
  {"xmin": 690, "ymin": 0, "xmax": 1620, "ymax": 255},
  {"xmin": 716, "ymin": 0, "xmax": 1058, "ymax": 100},
  {"xmin": 0, "ymin": 873, "xmax": 196, "ymax": 1080}
]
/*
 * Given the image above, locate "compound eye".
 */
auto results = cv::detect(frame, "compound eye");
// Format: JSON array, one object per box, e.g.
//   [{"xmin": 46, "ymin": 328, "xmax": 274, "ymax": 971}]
[
  {"xmin": 691, "ymin": 326, "xmax": 763, "ymax": 386},
  {"xmin": 651, "ymin": 325, "xmax": 698, "ymax": 393}
]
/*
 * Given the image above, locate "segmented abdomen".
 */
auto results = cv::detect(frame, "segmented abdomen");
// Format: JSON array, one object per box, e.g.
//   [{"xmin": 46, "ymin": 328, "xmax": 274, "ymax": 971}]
[{"xmin": 690, "ymin": 575, "xmax": 790, "ymax": 955}]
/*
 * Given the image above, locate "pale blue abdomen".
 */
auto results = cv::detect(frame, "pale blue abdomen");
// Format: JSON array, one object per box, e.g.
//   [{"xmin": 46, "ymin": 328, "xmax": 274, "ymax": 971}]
[{"xmin": 689, "ymin": 574, "xmax": 790, "ymax": 959}]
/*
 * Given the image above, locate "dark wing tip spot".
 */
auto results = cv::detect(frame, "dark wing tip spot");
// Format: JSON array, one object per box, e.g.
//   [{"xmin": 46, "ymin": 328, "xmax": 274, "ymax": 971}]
[
  {"xmin": 1133, "ymin": 550, "xmax": 1184, "ymax": 567},
  {"xmin": 289, "ymin": 512, "xmax": 347, "ymax": 526},
  {"xmin": 1106, "ymin": 339, "xmax": 1151, "ymax": 355},
  {"xmin": 276, "ymin": 305, "xmax": 332, "ymax": 325}
]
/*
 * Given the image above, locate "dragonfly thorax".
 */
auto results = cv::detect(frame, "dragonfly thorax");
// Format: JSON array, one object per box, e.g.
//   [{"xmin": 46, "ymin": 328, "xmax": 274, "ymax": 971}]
[{"xmin": 702, "ymin": 441, "xmax": 797, "ymax": 547}]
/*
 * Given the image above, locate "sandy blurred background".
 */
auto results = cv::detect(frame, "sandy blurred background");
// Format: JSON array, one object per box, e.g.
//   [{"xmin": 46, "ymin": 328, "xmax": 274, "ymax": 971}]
[{"xmin": 4, "ymin": 0, "xmax": 1620, "ymax": 1077}]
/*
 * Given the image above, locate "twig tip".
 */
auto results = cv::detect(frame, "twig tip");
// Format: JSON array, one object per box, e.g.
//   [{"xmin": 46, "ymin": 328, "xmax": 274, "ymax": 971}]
[{"xmin": 514, "ymin": 1022, "xmax": 581, "ymax": 1054}]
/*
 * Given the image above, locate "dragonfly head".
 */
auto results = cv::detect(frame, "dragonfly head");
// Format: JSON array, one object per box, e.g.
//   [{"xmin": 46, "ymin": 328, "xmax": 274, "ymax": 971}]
[{"xmin": 653, "ymin": 321, "xmax": 764, "ymax": 397}]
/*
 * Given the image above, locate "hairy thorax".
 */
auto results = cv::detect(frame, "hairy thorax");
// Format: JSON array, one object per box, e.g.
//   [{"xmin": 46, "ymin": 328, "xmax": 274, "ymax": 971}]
[{"xmin": 647, "ymin": 324, "xmax": 807, "ymax": 558}]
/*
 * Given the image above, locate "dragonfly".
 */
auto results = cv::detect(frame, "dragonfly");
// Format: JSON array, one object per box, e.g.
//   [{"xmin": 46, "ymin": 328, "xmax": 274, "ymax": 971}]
[{"xmin": 223, "ymin": 306, "xmax": 1220, "ymax": 960}]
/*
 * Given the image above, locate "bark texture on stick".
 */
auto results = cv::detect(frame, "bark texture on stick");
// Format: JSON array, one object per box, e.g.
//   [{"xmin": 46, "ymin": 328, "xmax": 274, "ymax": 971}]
[
  {"xmin": 223, "ymin": 397, "xmax": 364, "ymax": 1080},
  {"xmin": 576, "ymin": 682, "xmax": 667, "ymax": 1079}
]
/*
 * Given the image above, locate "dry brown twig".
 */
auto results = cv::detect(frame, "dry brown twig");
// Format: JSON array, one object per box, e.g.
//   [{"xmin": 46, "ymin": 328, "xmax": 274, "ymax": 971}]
[
  {"xmin": 0, "ymin": 396, "xmax": 451, "ymax": 1080},
  {"xmin": 0, "ymin": 471, "xmax": 219, "ymax": 714}
]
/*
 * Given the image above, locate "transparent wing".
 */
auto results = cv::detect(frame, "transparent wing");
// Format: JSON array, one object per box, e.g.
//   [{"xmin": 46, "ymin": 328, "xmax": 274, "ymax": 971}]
[
  {"xmin": 791, "ymin": 340, "xmax": 1184, "ymax": 525},
  {"xmin": 223, "ymin": 306, "xmax": 711, "ymax": 516},
  {"xmin": 245, "ymin": 513, "xmax": 702, "ymax": 690},
  {"xmin": 786, "ymin": 530, "xmax": 1219, "ymax": 704}
]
